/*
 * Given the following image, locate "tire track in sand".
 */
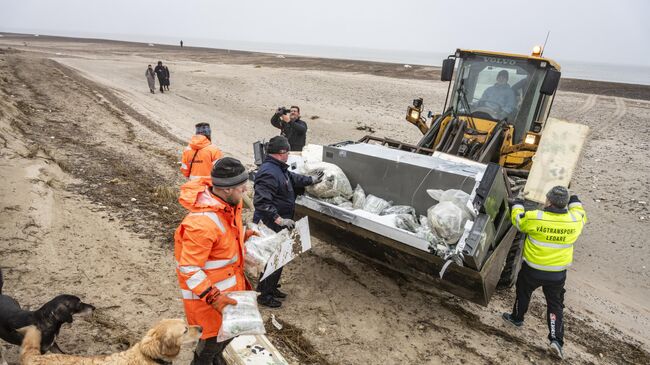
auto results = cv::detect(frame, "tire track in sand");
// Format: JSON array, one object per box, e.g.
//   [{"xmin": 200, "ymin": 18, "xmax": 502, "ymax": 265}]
[
  {"xmin": 573, "ymin": 94, "xmax": 598, "ymax": 119},
  {"xmin": 612, "ymin": 97, "xmax": 627, "ymax": 121}
]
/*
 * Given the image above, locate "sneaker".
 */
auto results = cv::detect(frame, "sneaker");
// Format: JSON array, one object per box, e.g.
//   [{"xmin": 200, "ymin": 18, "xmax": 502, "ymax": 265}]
[
  {"xmin": 502, "ymin": 313, "xmax": 524, "ymax": 327},
  {"xmin": 550, "ymin": 340, "xmax": 564, "ymax": 360},
  {"xmin": 272, "ymin": 288, "xmax": 287, "ymax": 299},
  {"xmin": 257, "ymin": 296, "xmax": 282, "ymax": 308}
]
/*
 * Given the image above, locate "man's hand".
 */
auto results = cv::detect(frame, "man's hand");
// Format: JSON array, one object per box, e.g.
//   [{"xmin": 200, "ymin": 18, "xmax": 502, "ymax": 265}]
[
  {"xmin": 311, "ymin": 171, "xmax": 325, "ymax": 185},
  {"xmin": 275, "ymin": 217, "xmax": 295, "ymax": 229},
  {"xmin": 206, "ymin": 288, "xmax": 238, "ymax": 313}
]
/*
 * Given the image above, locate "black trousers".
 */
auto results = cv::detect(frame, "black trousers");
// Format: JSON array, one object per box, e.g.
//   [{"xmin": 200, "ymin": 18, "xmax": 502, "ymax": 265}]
[
  {"xmin": 257, "ymin": 267, "xmax": 283, "ymax": 300},
  {"xmin": 157, "ymin": 77, "xmax": 165, "ymax": 92},
  {"xmin": 512, "ymin": 263, "xmax": 566, "ymax": 346},
  {"xmin": 191, "ymin": 337, "xmax": 233, "ymax": 365}
]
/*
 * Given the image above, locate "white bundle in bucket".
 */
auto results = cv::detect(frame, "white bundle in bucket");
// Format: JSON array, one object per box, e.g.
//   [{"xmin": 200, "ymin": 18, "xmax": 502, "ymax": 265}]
[
  {"xmin": 304, "ymin": 162, "xmax": 353, "ymax": 199},
  {"xmin": 362, "ymin": 194, "xmax": 392, "ymax": 214},
  {"xmin": 427, "ymin": 201, "xmax": 468, "ymax": 244},
  {"xmin": 217, "ymin": 291, "xmax": 265, "ymax": 342}
]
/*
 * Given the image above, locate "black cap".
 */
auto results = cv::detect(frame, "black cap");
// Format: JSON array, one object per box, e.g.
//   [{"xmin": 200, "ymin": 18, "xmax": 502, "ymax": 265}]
[
  {"xmin": 266, "ymin": 136, "xmax": 291, "ymax": 154},
  {"xmin": 546, "ymin": 185, "xmax": 570, "ymax": 208},
  {"xmin": 211, "ymin": 157, "xmax": 248, "ymax": 188}
]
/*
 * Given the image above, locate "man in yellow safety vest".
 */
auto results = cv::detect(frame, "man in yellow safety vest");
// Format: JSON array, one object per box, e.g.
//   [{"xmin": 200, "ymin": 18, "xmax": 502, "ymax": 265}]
[{"xmin": 502, "ymin": 186, "xmax": 587, "ymax": 359}]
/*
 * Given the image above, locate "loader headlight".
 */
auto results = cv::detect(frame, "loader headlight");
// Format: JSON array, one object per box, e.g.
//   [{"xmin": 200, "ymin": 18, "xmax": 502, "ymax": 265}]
[
  {"xmin": 409, "ymin": 108, "xmax": 421, "ymax": 121},
  {"xmin": 524, "ymin": 133, "xmax": 538, "ymax": 145}
]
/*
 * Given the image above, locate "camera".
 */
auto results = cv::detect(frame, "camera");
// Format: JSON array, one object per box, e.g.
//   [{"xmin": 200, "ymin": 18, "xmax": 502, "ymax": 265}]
[{"xmin": 276, "ymin": 106, "xmax": 291, "ymax": 115}]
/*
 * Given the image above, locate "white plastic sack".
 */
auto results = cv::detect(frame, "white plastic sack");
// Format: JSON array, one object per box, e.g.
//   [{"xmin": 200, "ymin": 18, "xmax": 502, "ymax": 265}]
[
  {"xmin": 427, "ymin": 201, "xmax": 467, "ymax": 244},
  {"xmin": 427, "ymin": 189, "xmax": 475, "ymax": 218},
  {"xmin": 381, "ymin": 205, "xmax": 416, "ymax": 217},
  {"xmin": 217, "ymin": 291, "xmax": 265, "ymax": 342},
  {"xmin": 362, "ymin": 194, "xmax": 392, "ymax": 215},
  {"xmin": 352, "ymin": 184, "xmax": 366, "ymax": 209},
  {"xmin": 304, "ymin": 162, "xmax": 353, "ymax": 199}
]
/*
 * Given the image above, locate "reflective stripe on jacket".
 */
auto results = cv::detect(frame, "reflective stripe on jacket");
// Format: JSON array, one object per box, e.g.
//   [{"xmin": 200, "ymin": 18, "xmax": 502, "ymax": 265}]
[
  {"xmin": 180, "ymin": 135, "xmax": 223, "ymax": 179},
  {"xmin": 174, "ymin": 179, "xmax": 251, "ymax": 339},
  {"xmin": 511, "ymin": 198, "xmax": 587, "ymax": 272}
]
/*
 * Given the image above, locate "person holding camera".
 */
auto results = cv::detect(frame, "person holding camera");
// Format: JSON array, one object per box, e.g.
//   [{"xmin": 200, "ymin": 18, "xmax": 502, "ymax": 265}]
[
  {"xmin": 270, "ymin": 106, "xmax": 308, "ymax": 152},
  {"xmin": 252, "ymin": 135, "xmax": 323, "ymax": 307}
]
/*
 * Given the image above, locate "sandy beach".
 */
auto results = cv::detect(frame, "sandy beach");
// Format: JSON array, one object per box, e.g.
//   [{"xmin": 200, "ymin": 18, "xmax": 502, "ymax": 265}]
[{"xmin": 0, "ymin": 34, "xmax": 649, "ymax": 364}]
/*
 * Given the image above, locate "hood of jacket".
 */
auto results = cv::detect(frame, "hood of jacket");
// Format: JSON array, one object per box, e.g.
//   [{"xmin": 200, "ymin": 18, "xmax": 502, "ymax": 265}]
[
  {"xmin": 178, "ymin": 178, "xmax": 226, "ymax": 212},
  {"xmin": 188, "ymin": 135, "xmax": 211, "ymax": 151}
]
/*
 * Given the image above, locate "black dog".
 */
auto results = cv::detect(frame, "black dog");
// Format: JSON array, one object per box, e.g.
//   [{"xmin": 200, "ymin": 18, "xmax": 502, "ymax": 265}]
[{"xmin": 0, "ymin": 268, "xmax": 95, "ymax": 357}]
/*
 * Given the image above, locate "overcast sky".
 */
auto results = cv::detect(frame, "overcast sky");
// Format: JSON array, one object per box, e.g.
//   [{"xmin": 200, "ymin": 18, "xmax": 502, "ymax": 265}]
[{"xmin": 1, "ymin": 0, "xmax": 648, "ymax": 66}]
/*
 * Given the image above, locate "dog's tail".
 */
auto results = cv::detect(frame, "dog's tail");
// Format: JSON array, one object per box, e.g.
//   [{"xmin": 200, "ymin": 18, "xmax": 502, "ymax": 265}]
[{"xmin": 18, "ymin": 325, "xmax": 42, "ymax": 363}]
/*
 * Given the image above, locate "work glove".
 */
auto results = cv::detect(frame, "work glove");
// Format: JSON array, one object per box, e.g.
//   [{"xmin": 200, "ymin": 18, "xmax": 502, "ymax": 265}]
[
  {"xmin": 245, "ymin": 229, "xmax": 260, "ymax": 241},
  {"xmin": 311, "ymin": 171, "xmax": 325, "ymax": 185},
  {"xmin": 569, "ymin": 195, "xmax": 581, "ymax": 204},
  {"xmin": 205, "ymin": 288, "xmax": 237, "ymax": 313},
  {"xmin": 275, "ymin": 217, "xmax": 295, "ymax": 230}
]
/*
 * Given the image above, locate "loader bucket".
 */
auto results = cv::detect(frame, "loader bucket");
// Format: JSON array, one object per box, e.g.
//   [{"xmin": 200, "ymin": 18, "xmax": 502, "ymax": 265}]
[{"xmin": 294, "ymin": 142, "xmax": 514, "ymax": 306}]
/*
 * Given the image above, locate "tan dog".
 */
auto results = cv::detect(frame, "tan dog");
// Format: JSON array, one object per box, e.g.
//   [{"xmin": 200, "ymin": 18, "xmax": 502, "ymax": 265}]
[{"xmin": 20, "ymin": 319, "xmax": 202, "ymax": 365}]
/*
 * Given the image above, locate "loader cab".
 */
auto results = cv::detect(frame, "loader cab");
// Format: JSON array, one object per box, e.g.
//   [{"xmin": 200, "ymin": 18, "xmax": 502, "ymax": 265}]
[
  {"xmin": 406, "ymin": 48, "xmax": 561, "ymax": 169},
  {"xmin": 446, "ymin": 50, "xmax": 561, "ymax": 143}
]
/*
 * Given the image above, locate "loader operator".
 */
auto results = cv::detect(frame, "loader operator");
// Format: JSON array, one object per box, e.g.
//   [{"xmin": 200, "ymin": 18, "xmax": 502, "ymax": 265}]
[
  {"xmin": 174, "ymin": 157, "xmax": 259, "ymax": 365},
  {"xmin": 180, "ymin": 123, "xmax": 223, "ymax": 180},
  {"xmin": 252, "ymin": 136, "xmax": 323, "ymax": 307},
  {"xmin": 502, "ymin": 186, "xmax": 587, "ymax": 360},
  {"xmin": 478, "ymin": 69, "xmax": 516, "ymax": 115}
]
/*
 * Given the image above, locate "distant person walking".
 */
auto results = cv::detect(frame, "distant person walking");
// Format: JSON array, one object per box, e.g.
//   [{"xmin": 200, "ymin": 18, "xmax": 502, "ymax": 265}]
[
  {"xmin": 163, "ymin": 64, "xmax": 171, "ymax": 91},
  {"xmin": 145, "ymin": 65, "xmax": 156, "ymax": 94},
  {"xmin": 154, "ymin": 61, "xmax": 167, "ymax": 93},
  {"xmin": 180, "ymin": 40, "xmax": 184, "ymax": 47}
]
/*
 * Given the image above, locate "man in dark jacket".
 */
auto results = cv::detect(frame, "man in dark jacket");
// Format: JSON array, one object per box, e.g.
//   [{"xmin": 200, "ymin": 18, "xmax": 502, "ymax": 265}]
[
  {"xmin": 253, "ymin": 136, "xmax": 323, "ymax": 307},
  {"xmin": 154, "ymin": 61, "xmax": 167, "ymax": 93},
  {"xmin": 270, "ymin": 106, "xmax": 308, "ymax": 152}
]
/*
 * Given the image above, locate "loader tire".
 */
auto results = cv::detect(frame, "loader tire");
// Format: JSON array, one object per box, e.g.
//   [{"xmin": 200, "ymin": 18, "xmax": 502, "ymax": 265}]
[{"xmin": 497, "ymin": 231, "xmax": 525, "ymax": 289}]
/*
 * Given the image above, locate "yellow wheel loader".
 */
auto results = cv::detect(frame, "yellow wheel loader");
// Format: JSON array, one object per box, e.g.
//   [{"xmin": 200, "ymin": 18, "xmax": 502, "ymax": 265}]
[{"xmin": 258, "ymin": 48, "xmax": 584, "ymax": 305}]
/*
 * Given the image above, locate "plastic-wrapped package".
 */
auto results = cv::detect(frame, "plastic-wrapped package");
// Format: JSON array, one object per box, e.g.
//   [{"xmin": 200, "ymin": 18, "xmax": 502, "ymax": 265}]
[
  {"xmin": 362, "ymin": 194, "xmax": 392, "ymax": 215},
  {"xmin": 244, "ymin": 228, "xmax": 290, "ymax": 278},
  {"xmin": 427, "ymin": 189, "xmax": 475, "ymax": 218},
  {"xmin": 323, "ymin": 196, "xmax": 352, "ymax": 206},
  {"xmin": 217, "ymin": 291, "xmax": 266, "ymax": 342},
  {"xmin": 338, "ymin": 201, "xmax": 354, "ymax": 209},
  {"xmin": 381, "ymin": 205, "xmax": 416, "ymax": 217},
  {"xmin": 304, "ymin": 162, "xmax": 353, "ymax": 199},
  {"xmin": 352, "ymin": 184, "xmax": 366, "ymax": 209},
  {"xmin": 416, "ymin": 215, "xmax": 438, "ymax": 244},
  {"xmin": 427, "ymin": 201, "xmax": 467, "ymax": 244},
  {"xmin": 395, "ymin": 214, "xmax": 419, "ymax": 233}
]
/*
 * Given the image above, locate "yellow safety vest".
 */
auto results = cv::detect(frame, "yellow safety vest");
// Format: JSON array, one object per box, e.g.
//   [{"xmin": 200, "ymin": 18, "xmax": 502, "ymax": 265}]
[{"xmin": 511, "ymin": 201, "xmax": 587, "ymax": 272}]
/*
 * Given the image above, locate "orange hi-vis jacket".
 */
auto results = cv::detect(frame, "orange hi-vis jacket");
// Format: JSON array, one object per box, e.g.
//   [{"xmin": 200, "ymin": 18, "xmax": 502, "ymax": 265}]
[
  {"xmin": 180, "ymin": 135, "xmax": 223, "ymax": 180},
  {"xmin": 174, "ymin": 179, "xmax": 252, "ymax": 339}
]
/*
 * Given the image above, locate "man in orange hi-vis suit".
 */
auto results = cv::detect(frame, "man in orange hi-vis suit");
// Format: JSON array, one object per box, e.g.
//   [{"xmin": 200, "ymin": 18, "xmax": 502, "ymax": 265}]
[
  {"xmin": 180, "ymin": 123, "xmax": 223, "ymax": 180},
  {"xmin": 174, "ymin": 157, "xmax": 257, "ymax": 365}
]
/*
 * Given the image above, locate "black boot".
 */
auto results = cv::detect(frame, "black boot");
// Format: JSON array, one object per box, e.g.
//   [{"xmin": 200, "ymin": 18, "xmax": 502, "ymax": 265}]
[
  {"xmin": 272, "ymin": 288, "xmax": 287, "ymax": 299},
  {"xmin": 258, "ymin": 295, "xmax": 282, "ymax": 308}
]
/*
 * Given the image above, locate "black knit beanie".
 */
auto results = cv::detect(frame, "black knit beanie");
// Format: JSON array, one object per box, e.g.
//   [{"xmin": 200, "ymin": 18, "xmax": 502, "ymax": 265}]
[
  {"xmin": 211, "ymin": 157, "xmax": 248, "ymax": 188},
  {"xmin": 266, "ymin": 135, "xmax": 291, "ymax": 154},
  {"xmin": 546, "ymin": 185, "xmax": 570, "ymax": 208}
]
